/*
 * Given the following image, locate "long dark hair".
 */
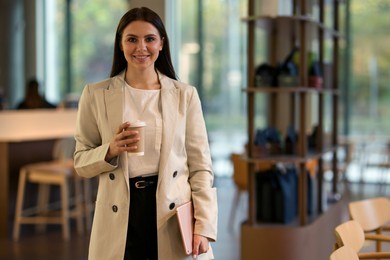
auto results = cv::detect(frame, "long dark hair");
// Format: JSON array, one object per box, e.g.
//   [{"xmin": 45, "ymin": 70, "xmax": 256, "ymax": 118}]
[{"xmin": 110, "ymin": 7, "xmax": 177, "ymax": 80}]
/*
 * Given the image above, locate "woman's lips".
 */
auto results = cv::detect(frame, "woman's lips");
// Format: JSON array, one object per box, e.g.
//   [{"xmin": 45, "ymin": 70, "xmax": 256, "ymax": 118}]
[{"xmin": 133, "ymin": 55, "xmax": 150, "ymax": 62}]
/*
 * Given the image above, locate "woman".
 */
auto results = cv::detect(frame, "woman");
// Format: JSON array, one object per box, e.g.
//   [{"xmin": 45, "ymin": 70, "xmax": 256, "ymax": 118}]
[{"xmin": 74, "ymin": 7, "xmax": 217, "ymax": 260}]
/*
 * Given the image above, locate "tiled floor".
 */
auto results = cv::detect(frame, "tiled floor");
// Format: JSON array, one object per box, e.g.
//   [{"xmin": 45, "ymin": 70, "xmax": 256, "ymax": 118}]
[{"xmin": 1, "ymin": 174, "xmax": 390, "ymax": 260}]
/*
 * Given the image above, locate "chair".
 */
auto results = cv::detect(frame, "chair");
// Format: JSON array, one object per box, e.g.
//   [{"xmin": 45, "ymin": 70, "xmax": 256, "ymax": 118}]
[
  {"xmin": 349, "ymin": 197, "xmax": 390, "ymax": 252},
  {"xmin": 228, "ymin": 153, "xmax": 248, "ymax": 228},
  {"xmin": 13, "ymin": 137, "xmax": 85, "ymax": 241},
  {"xmin": 329, "ymin": 246, "xmax": 359, "ymax": 260},
  {"xmin": 334, "ymin": 220, "xmax": 390, "ymax": 259}
]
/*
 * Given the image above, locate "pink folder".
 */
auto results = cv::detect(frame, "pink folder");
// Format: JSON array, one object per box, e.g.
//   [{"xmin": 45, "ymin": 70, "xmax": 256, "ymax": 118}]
[{"xmin": 176, "ymin": 201, "xmax": 194, "ymax": 255}]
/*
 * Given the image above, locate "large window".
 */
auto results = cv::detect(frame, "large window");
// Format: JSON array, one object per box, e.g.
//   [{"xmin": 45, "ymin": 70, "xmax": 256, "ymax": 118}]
[
  {"xmin": 169, "ymin": 0, "xmax": 250, "ymax": 176},
  {"xmin": 349, "ymin": 0, "xmax": 390, "ymax": 135},
  {"xmin": 38, "ymin": 0, "xmax": 249, "ymax": 177},
  {"xmin": 37, "ymin": 0, "xmax": 127, "ymax": 104}
]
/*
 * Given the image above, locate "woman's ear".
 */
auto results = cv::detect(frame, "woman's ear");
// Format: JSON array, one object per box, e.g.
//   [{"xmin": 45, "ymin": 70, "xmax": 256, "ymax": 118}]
[{"xmin": 160, "ymin": 37, "xmax": 164, "ymax": 51}]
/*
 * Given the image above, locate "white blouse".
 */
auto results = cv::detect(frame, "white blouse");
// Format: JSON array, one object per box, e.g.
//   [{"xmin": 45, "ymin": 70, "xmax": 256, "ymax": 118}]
[{"xmin": 123, "ymin": 82, "xmax": 162, "ymax": 178}]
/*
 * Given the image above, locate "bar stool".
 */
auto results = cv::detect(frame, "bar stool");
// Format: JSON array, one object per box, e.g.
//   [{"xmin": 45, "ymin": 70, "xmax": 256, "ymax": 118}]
[{"xmin": 13, "ymin": 138, "xmax": 84, "ymax": 241}]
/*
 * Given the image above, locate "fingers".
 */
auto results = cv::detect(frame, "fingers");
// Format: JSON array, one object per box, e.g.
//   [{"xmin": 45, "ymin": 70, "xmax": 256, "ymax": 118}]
[
  {"xmin": 117, "ymin": 122, "xmax": 140, "ymax": 138},
  {"xmin": 116, "ymin": 122, "xmax": 130, "ymax": 134},
  {"xmin": 115, "ymin": 122, "xmax": 139, "ymax": 144},
  {"xmin": 105, "ymin": 122, "xmax": 140, "ymax": 161},
  {"xmin": 192, "ymin": 235, "xmax": 209, "ymax": 259}
]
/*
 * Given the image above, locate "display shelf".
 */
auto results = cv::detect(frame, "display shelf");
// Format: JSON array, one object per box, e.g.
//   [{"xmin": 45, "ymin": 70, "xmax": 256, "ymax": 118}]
[
  {"xmin": 241, "ymin": 0, "xmax": 344, "ymax": 258},
  {"xmin": 241, "ymin": 197, "xmax": 347, "ymax": 260},
  {"xmin": 243, "ymin": 86, "xmax": 340, "ymax": 95},
  {"xmin": 242, "ymin": 15, "xmax": 343, "ymax": 38},
  {"xmin": 244, "ymin": 145, "xmax": 339, "ymax": 164}
]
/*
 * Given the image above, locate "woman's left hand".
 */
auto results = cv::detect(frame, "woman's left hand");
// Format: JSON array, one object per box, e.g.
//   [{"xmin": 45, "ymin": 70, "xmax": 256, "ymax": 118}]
[{"xmin": 192, "ymin": 234, "xmax": 209, "ymax": 258}]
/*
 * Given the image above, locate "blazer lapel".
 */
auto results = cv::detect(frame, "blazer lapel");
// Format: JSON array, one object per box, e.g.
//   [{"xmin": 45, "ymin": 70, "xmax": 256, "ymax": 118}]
[
  {"xmin": 103, "ymin": 72, "xmax": 130, "ymax": 190},
  {"xmin": 104, "ymin": 73, "xmax": 125, "ymax": 136},
  {"xmin": 158, "ymin": 74, "xmax": 179, "ymax": 185}
]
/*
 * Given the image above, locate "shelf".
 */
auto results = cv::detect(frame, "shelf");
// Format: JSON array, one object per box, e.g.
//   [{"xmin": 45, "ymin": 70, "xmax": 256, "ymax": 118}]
[
  {"xmin": 244, "ymin": 146, "xmax": 339, "ymax": 165},
  {"xmin": 245, "ymin": 191, "xmax": 343, "ymax": 228},
  {"xmin": 241, "ymin": 15, "xmax": 343, "ymax": 38},
  {"xmin": 241, "ymin": 197, "xmax": 347, "ymax": 260},
  {"xmin": 243, "ymin": 86, "xmax": 340, "ymax": 95},
  {"xmin": 240, "ymin": 0, "xmax": 344, "ymax": 259},
  {"xmin": 242, "ymin": 1, "xmax": 343, "ymax": 257},
  {"xmin": 245, "ymin": 154, "xmax": 307, "ymax": 164}
]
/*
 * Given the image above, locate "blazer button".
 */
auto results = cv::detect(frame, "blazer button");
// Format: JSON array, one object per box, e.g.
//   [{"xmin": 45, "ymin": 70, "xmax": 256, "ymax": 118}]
[
  {"xmin": 169, "ymin": 203, "xmax": 175, "ymax": 210},
  {"xmin": 173, "ymin": 171, "xmax": 178, "ymax": 178},
  {"xmin": 109, "ymin": 173, "xmax": 115, "ymax": 180},
  {"xmin": 112, "ymin": 205, "xmax": 118, "ymax": 212}
]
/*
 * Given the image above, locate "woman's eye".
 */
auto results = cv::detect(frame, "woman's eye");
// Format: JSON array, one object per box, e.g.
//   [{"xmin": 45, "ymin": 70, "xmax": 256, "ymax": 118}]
[
  {"xmin": 128, "ymin": 37, "xmax": 137, "ymax": 43},
  {"xmin": 146, "ymin": 37, "xmax": 156, "ymax": 42}
]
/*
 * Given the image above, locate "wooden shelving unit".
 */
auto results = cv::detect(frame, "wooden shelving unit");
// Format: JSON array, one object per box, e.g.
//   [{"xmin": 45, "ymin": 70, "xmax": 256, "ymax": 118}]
[{"xmin": 241, "ymin": 0, "xmax": 345, "ymax": 259}]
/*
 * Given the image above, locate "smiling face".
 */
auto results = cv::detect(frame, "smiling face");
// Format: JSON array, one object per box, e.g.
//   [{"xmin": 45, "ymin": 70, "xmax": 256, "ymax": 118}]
[{"xmin": 120, "ymin": 20, "xmax": 163, "ymax": 73}]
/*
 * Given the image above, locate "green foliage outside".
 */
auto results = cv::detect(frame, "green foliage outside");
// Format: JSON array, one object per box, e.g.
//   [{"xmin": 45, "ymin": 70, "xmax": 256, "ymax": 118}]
[
  {"xmin": 52, "ymin": 0, "xmax": 390, "ymax": 138},
  {"xmin": 56, "ymin": 0, "xmax": 128, "ymax": 97},
  {"xmin": 350, "ymin": 0, "xmax": 390, "ymax": 135},
  {"xmin": 177, "ymin": 0, "xmax": 249, "ymax": 134}
]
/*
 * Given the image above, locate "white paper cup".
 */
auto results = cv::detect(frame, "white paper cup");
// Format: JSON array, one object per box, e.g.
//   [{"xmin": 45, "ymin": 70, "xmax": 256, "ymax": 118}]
[{"xmin": 127, "ymin": 121, "xmax": 146, "ymax": 156}]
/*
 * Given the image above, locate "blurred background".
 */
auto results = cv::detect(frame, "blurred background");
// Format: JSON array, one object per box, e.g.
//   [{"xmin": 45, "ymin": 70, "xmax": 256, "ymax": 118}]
[
  {"xmin": 1, "ymin": 0, "xmax": 390, "ymax": 259},
  {"xmin": 2, "ymin": 0, "xmax": 390, "ymax": 179}
]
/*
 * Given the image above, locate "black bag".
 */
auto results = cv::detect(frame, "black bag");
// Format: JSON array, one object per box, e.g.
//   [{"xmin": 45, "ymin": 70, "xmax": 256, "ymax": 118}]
[
  {"xmin": 254, "ymin": 127, "xmax": 282, "ymax": 155},
  {"xmin": 256, "ymin": 165, "xmax": 298, "ymax": 224}
]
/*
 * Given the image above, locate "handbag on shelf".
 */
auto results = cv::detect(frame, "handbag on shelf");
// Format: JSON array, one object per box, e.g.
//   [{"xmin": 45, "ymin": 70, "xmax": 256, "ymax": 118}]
[{"xmin": 256, "ymin": 165, "xmax": 298, "ymax": 224}]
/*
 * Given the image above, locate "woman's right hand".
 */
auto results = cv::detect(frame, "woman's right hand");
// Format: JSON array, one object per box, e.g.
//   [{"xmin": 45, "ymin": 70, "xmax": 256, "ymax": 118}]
[{"xmin": 105, "ymin": 122, "xmax": 140, "ymax": 162}]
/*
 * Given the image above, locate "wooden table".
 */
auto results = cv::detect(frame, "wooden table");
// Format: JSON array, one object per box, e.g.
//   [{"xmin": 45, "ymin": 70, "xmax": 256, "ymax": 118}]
[{"xmin": 0, "ymin": 109, "xmax": 77, "ymax": 238}]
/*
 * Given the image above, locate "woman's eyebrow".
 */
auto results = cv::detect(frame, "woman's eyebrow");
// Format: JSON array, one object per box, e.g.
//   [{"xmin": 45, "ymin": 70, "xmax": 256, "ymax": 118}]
[
  {"xmin": 124, "ymin": 33, "xmax": 138, "ymax": 38},
  {"xmin": 124, "ymin": 33, "xmax": 158, "ymax": 38}
]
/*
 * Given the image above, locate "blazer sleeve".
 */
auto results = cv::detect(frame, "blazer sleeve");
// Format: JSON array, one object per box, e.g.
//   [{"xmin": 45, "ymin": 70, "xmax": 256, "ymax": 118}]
[
  {"xmin": 185, "ymin": 87, "xmax": 218, "ymax": 242},
  {"xmin": 73, "ymin": 84, "xmax": 117, "ymax": 178}
]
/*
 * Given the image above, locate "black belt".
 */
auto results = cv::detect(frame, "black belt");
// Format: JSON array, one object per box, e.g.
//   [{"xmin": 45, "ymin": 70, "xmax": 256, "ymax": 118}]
[{"xmin": 130, "ymin": 175, "xmax": 158, "ymax": 189}]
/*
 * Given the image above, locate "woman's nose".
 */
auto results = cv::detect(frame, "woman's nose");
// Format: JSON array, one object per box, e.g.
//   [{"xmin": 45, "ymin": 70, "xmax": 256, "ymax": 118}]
[{"xmin": 136, "ymin": 40, "xmax": 146, "ymax": 51}]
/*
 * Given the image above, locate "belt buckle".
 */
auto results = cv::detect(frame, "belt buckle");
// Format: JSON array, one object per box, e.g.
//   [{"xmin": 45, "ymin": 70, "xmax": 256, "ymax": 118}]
[{"xmin": 135, "ymin": 180, "xmax": 146, "ymax": 189}]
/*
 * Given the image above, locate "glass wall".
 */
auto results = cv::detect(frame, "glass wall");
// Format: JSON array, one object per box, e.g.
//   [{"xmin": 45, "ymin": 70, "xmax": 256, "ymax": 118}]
[
  {"xmin": 37, "ymin": 0, "xmax": 250, "ymax": 176},
  {"xmin": 37, "ymin": 0, "xmax": 127, "ymax": 105},
  {"xmin": 169, "ymin": 0, "xmax": 250, "ymax": 177},
  {"xmin": 36, "ymin": 0, "xmax": 390, "ymax": 178},
  {"xmin": 345, "ymin": 0, "xmax": 390, "ymax": 183},
  {"xmin": 349, "ymin": 0, "xmax": 390, "ymax": 136}
]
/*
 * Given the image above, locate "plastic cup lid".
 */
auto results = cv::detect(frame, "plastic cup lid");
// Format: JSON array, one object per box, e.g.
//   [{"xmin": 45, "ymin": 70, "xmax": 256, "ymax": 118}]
[{"xmin": 130, "ymin": 120, "xmax": 146, "ymax": 127}]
